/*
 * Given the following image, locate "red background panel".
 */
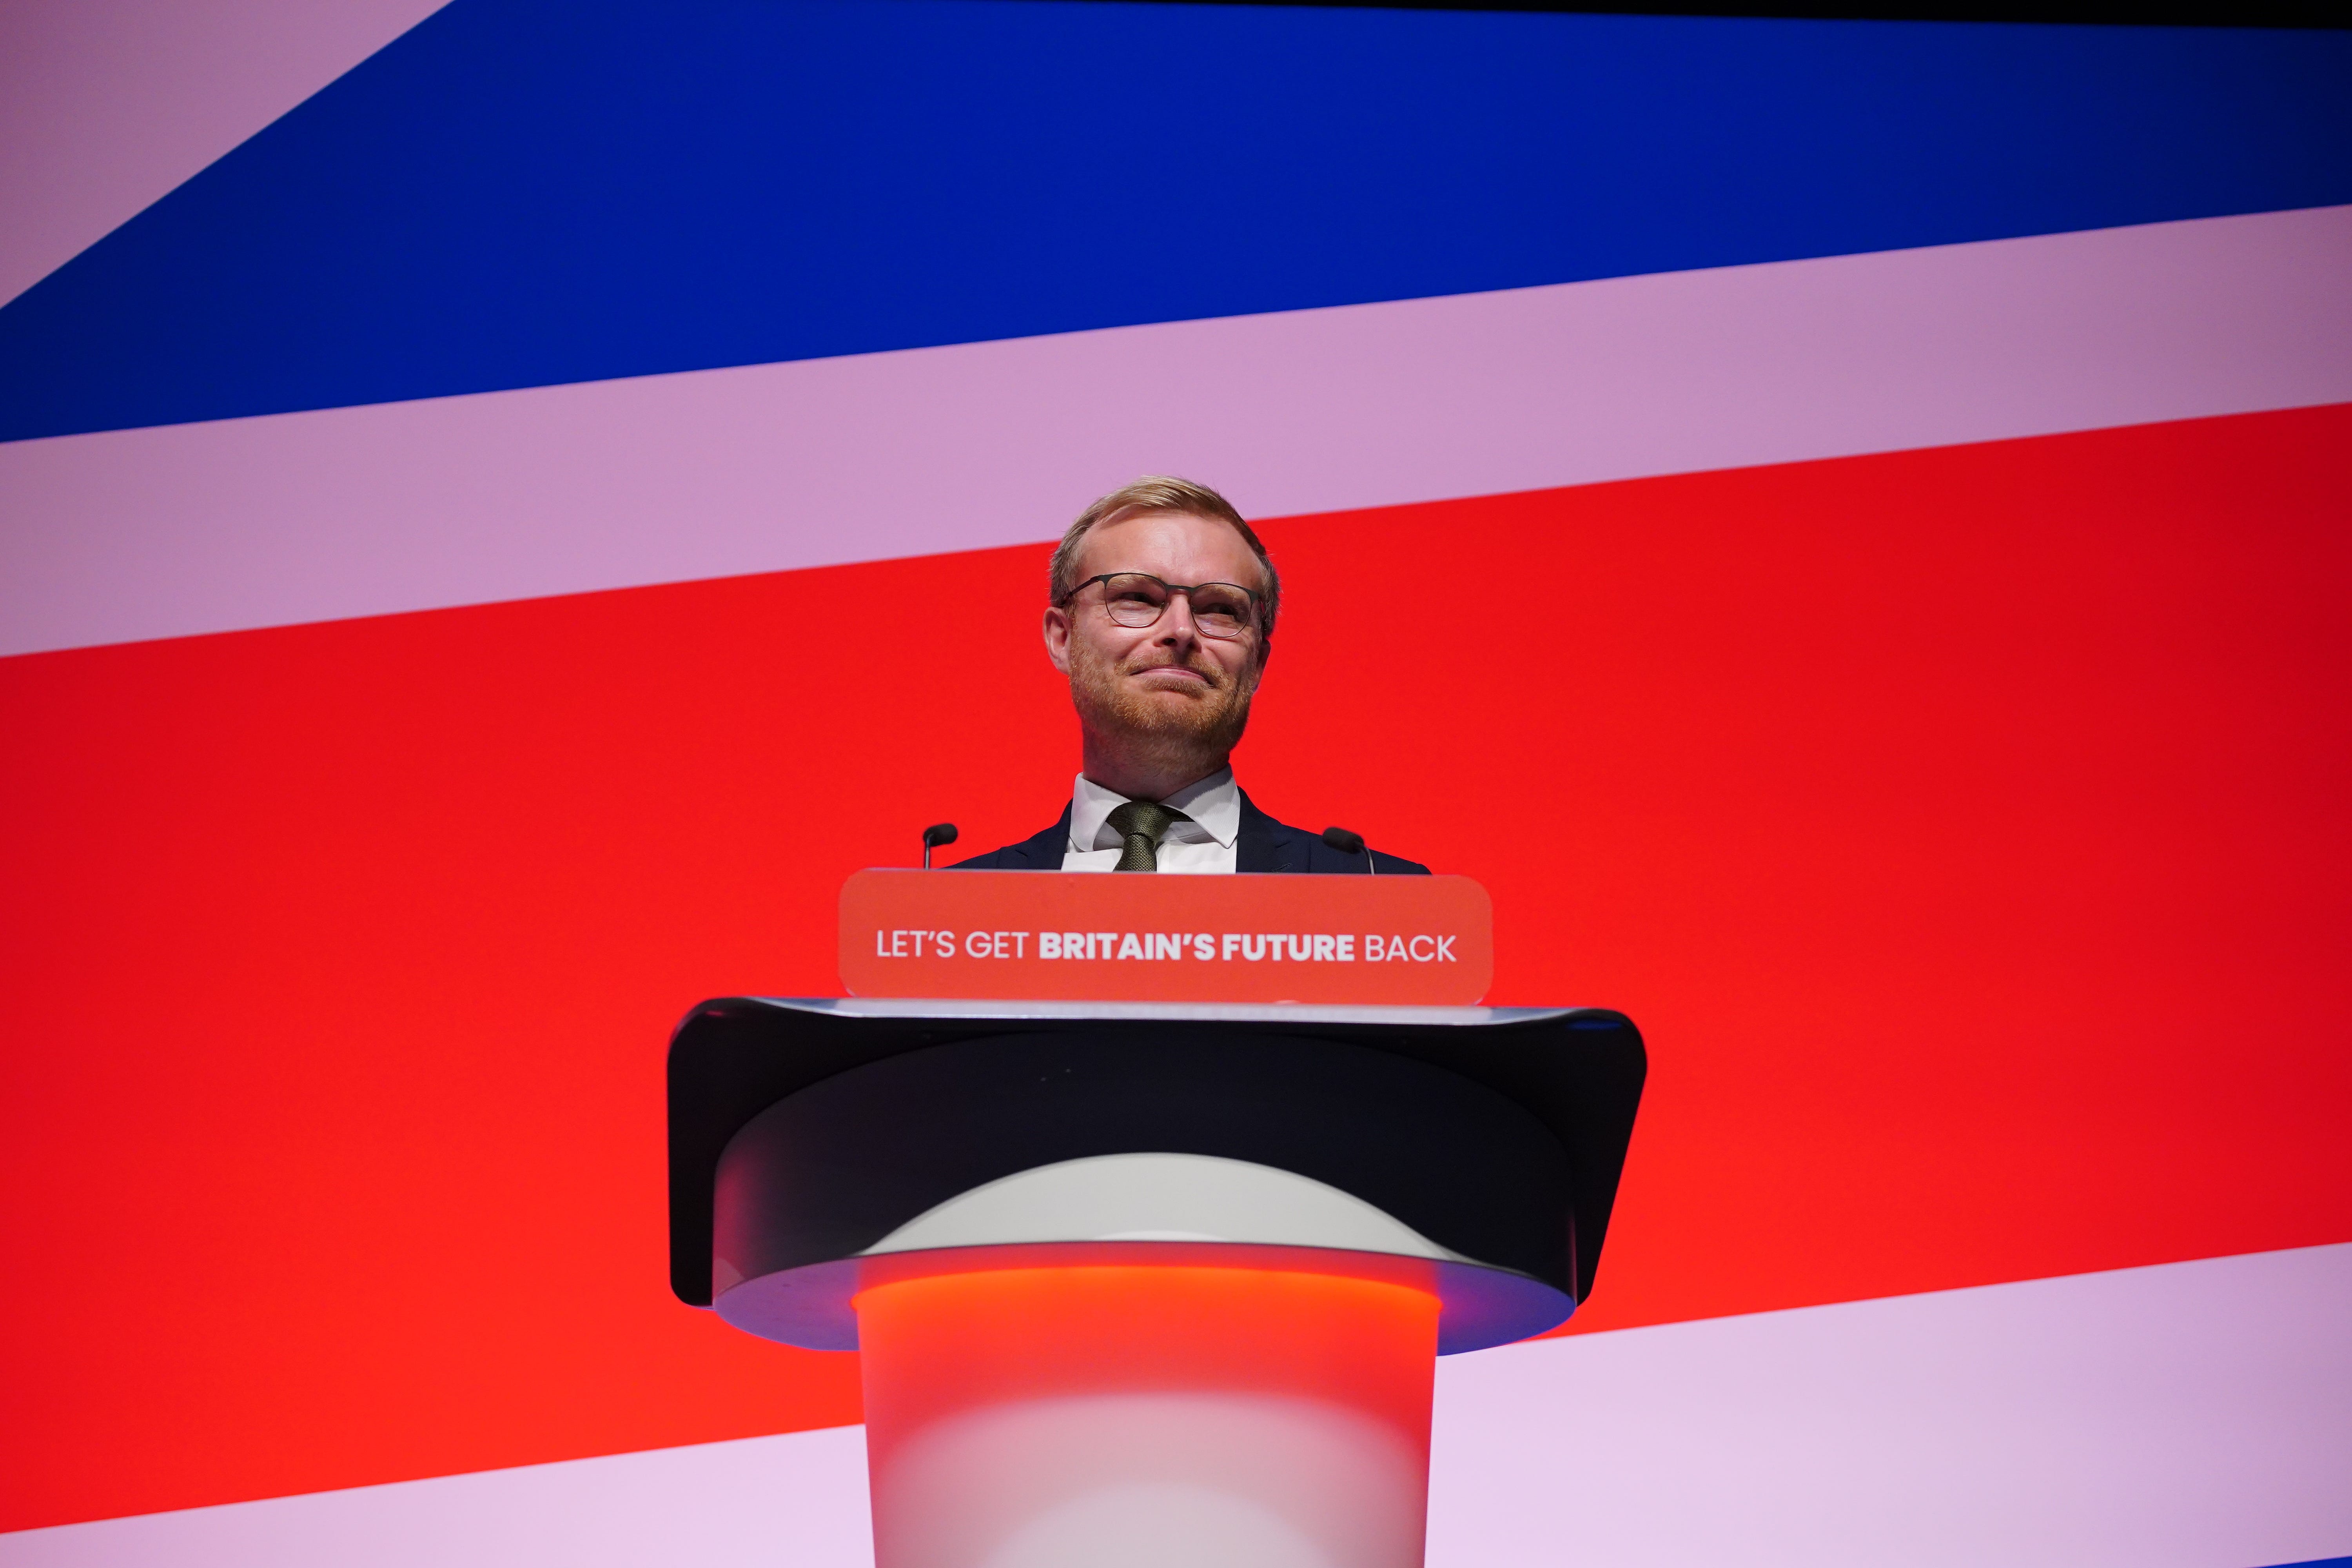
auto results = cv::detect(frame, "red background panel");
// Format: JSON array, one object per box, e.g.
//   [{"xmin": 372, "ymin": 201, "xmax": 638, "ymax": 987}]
[{"xmin": 3, "ymin": 405, "xmax": 2348, "ymax": 1530}]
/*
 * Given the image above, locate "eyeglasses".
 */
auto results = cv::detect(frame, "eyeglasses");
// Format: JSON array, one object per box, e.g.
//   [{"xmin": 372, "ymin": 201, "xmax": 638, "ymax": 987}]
[{"xmin": 1060, "ymin": 572, "xmax": 1262, "ymax": 640}]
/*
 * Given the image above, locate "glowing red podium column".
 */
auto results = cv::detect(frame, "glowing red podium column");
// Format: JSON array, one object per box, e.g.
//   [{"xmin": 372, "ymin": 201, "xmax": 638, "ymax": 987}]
[{"xmin": 857, "ymin": 1265, "xmax": 1440, "ymax": 1568}]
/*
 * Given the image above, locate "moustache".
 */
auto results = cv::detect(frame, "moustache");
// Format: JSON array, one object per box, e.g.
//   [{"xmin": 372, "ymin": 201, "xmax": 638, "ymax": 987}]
[{"xmin": 1124, "ymin": 656, "xmax": 1225, "ymax": 688}]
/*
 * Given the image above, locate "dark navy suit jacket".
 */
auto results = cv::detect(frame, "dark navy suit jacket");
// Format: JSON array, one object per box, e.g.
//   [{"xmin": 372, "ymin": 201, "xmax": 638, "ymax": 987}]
[{"xmin": 951, "ymin": 788, "xmax": 1430, "ymax": 875}]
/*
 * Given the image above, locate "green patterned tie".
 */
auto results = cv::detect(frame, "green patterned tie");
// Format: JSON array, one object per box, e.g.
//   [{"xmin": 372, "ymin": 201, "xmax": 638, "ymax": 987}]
[{"xmin": 1105, "ymin": 799, "xmax": 1189, "ymax": 871}]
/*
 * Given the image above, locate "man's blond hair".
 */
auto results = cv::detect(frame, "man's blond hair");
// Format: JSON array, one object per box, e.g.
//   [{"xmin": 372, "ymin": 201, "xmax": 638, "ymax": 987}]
[{"xmin": 1049, "ymin": 477, "xmax": 1281, "ymax": 642}]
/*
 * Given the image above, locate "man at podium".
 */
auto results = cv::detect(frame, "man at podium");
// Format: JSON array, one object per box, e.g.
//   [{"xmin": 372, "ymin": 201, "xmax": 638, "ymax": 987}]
[{"xmin": 954, "ymin": 476, "xmax": 1429, "ymax": 875}]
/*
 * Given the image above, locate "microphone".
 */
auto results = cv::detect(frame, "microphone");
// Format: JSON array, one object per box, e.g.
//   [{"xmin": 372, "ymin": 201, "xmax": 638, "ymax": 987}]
[
  {"xmin": 921, "ymin": 822, "xmax": 959, "ymax": 869},
  {"xmin": 1321, "ymin": 825, "xmax": 1375, "ymax": 875}
]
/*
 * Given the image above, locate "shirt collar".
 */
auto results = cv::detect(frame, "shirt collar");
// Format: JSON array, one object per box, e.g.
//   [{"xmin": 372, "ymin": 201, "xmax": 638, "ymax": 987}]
[{"xmin": 1069, "ymin": 768, "xmax": 1240, "ymax": 853}]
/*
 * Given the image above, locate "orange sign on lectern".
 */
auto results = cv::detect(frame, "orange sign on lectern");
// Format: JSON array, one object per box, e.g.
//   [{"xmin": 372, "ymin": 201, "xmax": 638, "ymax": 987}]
[{"xmin": 838, "ymin": 869, "xmax": 1494, "ymax": 1004}]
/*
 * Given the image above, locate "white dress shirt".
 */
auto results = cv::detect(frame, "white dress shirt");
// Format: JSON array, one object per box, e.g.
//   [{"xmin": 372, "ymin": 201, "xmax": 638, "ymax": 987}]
[{"xmin": 1061, "ymin": 769, "xmax": 1240, "ymax": 873}]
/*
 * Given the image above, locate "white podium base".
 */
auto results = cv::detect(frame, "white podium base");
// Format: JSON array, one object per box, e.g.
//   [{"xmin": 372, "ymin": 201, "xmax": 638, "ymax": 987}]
[{"xmin": 857, "ymin": 1266, "xmax": 1438, "ymax": 1568}]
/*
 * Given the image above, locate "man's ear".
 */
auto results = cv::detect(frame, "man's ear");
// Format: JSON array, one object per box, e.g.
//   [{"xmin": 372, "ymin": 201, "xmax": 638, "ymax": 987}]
[
  {"xmin": 1244, "ymin": 637, "xmax": 1270, "ymax": 691},
  {"xmin": 1043, "ymin": 604, "xmax": 1073, "ymax": 673}
]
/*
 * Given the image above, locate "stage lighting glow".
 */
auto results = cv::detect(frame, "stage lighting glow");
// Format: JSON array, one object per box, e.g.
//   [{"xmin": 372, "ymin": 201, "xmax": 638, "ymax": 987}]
[{"xmin": 855, "ymin": 1265, "xmax": 1441, "ymax": 1568}]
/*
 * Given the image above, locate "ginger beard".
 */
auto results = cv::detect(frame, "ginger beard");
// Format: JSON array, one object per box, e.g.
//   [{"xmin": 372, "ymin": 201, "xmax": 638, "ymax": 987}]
[{"xmin": 1065, "ymin": 631, "xmax": 1257, "ymax": 783}]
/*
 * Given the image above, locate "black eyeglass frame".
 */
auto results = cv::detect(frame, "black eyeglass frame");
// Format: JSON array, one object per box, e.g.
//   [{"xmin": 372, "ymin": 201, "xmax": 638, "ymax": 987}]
[{"xmin": 1055, "ymin": 572, "xmax": 1267, "ymax": 639}]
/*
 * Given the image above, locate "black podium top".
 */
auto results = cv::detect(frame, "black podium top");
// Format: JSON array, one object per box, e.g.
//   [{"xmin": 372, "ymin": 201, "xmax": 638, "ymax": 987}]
[{"xmin": 668, "ymin": 998, "xmax": 1645, "ymax": 1322}]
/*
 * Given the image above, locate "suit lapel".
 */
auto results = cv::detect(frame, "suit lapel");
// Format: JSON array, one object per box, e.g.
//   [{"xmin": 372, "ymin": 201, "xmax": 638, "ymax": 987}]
[
  {"xmin": 1234, "ymin": 790, "xmax": 1302, "ymax": 873},
  {"xmin": 1007, "ymin": 806, "xmax": 1073, "ymax": 868}
]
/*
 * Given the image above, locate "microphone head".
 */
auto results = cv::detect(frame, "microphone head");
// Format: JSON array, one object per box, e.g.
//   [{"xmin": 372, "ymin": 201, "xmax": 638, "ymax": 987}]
[
  {"xmin": 1320, "ymin": 825, "xmax": 1366, "ymax": 855},
  {"xmin": 922, "ymin": 822, "xmax": 960, "ymax": 849}
]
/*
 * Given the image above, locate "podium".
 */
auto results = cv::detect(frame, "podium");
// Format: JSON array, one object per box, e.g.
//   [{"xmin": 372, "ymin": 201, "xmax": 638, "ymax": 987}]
[{"xmin": 669, "ymin": 992, "xmax": 1644, "ymax": 1568}]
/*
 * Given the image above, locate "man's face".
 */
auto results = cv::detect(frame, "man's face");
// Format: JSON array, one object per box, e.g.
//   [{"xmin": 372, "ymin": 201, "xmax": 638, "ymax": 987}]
[{"xmin": 1044, "ymin": 509, "xmax": 1268, "ymax": 761}]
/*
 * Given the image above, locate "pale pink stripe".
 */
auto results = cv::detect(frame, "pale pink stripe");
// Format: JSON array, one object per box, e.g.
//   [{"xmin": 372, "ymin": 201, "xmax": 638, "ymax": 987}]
[
  {"xmin": 4, "ymin": 1246, "xmax": 2344, "ymax": 1565},
  {"xmin": 0, "ymin": 0, "xmax": 451, "ymax": 308},
  {"xmin": 0, "ymin": 1425, "xmax": 873, "ymax": 1568},
  {"xmin": 3, "ymin": 206, "xmax": 2348, "ymax": 659},
  {"xmin": 1428, "ymin": 1244, "xmax": 2352, "ymax": 1568}
]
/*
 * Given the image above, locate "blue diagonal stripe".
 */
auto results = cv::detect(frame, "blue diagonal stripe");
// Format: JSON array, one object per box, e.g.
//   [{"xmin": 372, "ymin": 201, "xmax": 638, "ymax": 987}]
[{"xmin": 2, "ymin": 0, "xmax": 2348, "ymax": 443}]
